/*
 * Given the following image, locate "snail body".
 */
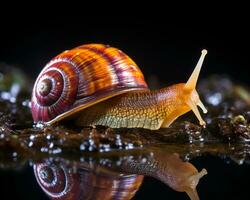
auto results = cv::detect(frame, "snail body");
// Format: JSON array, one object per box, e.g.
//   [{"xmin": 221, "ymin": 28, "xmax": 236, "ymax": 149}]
[
  {"xmin": 31, "ymin": 44, "xmax": 207, "ymax": 130},
  {"xmin": 76, "ymin": 84, "xmax": 193, "ymax": 130}
]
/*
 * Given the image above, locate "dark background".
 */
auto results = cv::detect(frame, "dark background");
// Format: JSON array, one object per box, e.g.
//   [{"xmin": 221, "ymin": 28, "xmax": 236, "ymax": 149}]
[
  {"xmin": 0, "ymin": 14, "xmax": 249, "ymax": 85},
  {"xmin": 0, "ymin": 10, "xmax": 250, "ymax": 200}
]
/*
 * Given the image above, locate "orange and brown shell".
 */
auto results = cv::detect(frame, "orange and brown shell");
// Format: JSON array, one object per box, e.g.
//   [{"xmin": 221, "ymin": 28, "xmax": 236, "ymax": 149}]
[{"xmin": 31, "ymin": 44, "xmax": 148, "ymax": 124}]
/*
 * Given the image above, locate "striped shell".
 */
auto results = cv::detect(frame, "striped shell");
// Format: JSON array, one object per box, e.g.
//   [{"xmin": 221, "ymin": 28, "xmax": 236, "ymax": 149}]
[
  {"xmin": 34, "ymin": 161, "xmax": 143, "ymax": 200},
  {"xmin": 31, "ymin": 44, "xmax": 148, "ymax": 124}
]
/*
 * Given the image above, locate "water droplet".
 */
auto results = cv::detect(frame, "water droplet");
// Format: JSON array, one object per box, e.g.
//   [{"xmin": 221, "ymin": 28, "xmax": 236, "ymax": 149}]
[
  {"xmin": 207, "ymin": 92, "xmax": 222, "ymax": 106},
  {"xmin": 46, "ymin": 134, "xmax": 52, "ymax": 140},
  {"xmin": 22, "ymin": 99, "xmax": 31, "ymax": 108},
  {"xmin": 115, "ymin": 134, "xmax": 122, "ymax": 146},
  {"xmin": 28, "ymin": 141, "xmax": 33, "ymax": 147},
  {"xmin": 10, "ymin": 83, "xmax": 20, "ymax": 97},
  {"xmin": 116, "ymin": 160, "xmax": 122, "ymax": 166},
  {"xmin": 99, "ymin": 144, "xmax": 111, "ymax": 152},
  {"xmin": 0, "ymin": 133, "xmax": 5, "ymax": 139},
  {"xmin": 49, "ymin": 142, "xmax": 54, "ymax": 149},
  {"xmin": 125, "ymin": 143, "xmax": 134, "ymax": 149},
  {"xmin": 51, "ymin": 148, "xmax": 62, "ymax": 154},
  {"xmin": 10, "ymin": 97, "xmax": 16, "ymax": 103},
  {"xmin": 1, "ymin": 92, "xmax": 11, "ymax": 101},
  {"xmin": 88, "ymin": 139, "xmax": 94, "ymax": 145},
  {"xmin": 29, "ymin": 134, "xmax": 35, "ymax": 140},
  {"xmin": 0, "ymin": 126, "xmax": 5, "ymax": 132},
  {"xmin": 35, "ymin": 122, "xmax": 45, "ymax": 129},
  {"xmin": 12, "ymin": 152, "xmax": 17, "ymax": 157},
  {"xmin": 41, "ymin": 147, "xmax": 48, "ymax": 152},
  {"xmin": 80, "ymin": 144, "xmax": 85, "ymax": 151},
  {"xmin": 88, "ymin": 146, "xmax": 94, "ymax": 151}
]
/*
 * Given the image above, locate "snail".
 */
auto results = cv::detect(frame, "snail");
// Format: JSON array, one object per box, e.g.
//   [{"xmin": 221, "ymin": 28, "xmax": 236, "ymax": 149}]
[{"xmin": 31, "ymin": 44, "xmax": 208, "ymax": 130}]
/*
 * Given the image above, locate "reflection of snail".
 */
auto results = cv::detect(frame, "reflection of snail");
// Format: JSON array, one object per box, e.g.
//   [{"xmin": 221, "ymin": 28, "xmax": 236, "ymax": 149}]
[
  {"xmin": 118, "ymin": 152, "xmax": 207, "ymax": 200},
  {"xmin": 34, "ymin": 151, "xmax": 207, "ymax": 200},
  {"xmin": 34, "ymin": 162, "xmax": 143, "ymax": 200},
  {"xmin": 31, "ymin": 44, "xmax": 207, "ymax": 129}
]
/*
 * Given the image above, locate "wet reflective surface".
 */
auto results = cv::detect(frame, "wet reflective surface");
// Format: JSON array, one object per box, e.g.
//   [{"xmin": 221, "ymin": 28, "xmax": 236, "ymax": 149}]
[
  {"xmin": 33, "ymin": 149, "xmax": 207, "ymax": 200},
  {"xmin": 1, "ymin": 65, "xmax": 250, "ymax": 199},
  {"xmin": 1, "ymin": 143, "xmax": 250, "ymax": 200}
]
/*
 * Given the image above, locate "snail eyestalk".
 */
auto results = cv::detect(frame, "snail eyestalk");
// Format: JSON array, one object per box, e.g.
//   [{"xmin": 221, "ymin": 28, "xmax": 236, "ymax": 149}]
[
  {"xmin": 197, "ymin": 99, "xmax": 207, "ymax": 114},
  {"xmin": 188, "ymin": 168, "xmax": 207, "ymax": 188},
  {"xmin": 185, "ymin": 49, "xmax": 207, "ymax": 90},
  {"xmin": 185, "ymin": 168, "xmax": 207, "ymax": 200},
  {"xmin": 186, "ymin": 99, "xmax": 206, "ymax": 127},
  {"xmin": 184, "ymin": 49, "xmax": 208, "ymax": 127}
]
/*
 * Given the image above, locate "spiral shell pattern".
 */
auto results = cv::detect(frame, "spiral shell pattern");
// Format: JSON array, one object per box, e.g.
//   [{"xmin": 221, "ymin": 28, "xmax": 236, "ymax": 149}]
[
  {"xmin": 34, "ymin": 162, "xmax": 144, "ymax": 200},
  {"xmin": 31, "ymin": 44, "xmax": 148, "ymax": 124},
  {"xmin": 34, "ymin": 163, "xmax": 74, "ymax": 199}
]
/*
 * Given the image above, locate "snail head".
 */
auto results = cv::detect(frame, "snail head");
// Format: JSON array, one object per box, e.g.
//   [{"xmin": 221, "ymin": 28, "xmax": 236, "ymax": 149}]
[{"xmin": 183, "ymin": 49, "xmax": 208, "ymax": 126}]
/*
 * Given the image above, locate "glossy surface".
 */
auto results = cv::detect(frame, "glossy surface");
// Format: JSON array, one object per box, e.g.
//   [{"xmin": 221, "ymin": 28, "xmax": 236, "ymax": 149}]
[
  {"xmin": 34, "ymin": 161, "xmax": 143, "ymax": 200},
  {"xmin": 32, "ymin": 148, "xmax": 206, "ymax": 200},
  {"xmin": 75, "ymin": 49, "xmax": 208, "ymax": 130},
  {"xmin": 31, "ymin": 44, "xmax": 148, "ymax": 123},
  {"xmin": 76, "ymin": 84, "xmax": 189, "ymax": 130}
]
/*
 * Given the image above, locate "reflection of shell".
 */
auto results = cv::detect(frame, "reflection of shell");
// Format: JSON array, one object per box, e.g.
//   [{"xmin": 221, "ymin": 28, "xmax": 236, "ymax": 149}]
[
  {"xmin": 34, "ymin": 163, "xmax": 72, "ymax": 198},
  {"xmin": 33, "ymin": 162, "xmax": 143, "ymax": 200}
]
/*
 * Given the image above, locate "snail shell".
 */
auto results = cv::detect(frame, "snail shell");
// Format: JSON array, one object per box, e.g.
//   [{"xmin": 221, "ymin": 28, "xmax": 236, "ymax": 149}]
[
  {"xmin": 31, "ymin": 44, "xmax": 148, "ymax": 123},
  {"xmin": 34, "ymin": 161, "xmax": 143, "ymax": 200}
]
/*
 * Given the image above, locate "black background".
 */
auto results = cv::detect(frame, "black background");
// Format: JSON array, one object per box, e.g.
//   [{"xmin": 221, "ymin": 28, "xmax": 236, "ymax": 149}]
[
  {"xmin": 1, "ymin": 13, "xmax": 249, "ymax": 85},
  {"xmin": 0, "ymin": 8, "xmax": 250, "ymax": 200}
]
